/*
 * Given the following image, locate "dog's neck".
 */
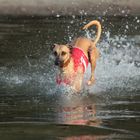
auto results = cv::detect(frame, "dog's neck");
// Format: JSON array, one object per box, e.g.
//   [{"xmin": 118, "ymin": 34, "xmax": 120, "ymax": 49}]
[{"xmin": 60, "ymin": 57, "xmax": 71, "ymax": 69}]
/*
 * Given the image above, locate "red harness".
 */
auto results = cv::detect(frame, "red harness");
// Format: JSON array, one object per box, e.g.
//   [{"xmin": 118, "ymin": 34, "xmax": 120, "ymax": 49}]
[{"xmin": 56, "ymin": 47, "xmax": 88, "ymax": 85}]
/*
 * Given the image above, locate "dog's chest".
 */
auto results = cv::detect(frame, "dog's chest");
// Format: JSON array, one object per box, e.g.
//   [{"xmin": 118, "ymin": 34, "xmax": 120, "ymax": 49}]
[{"xmin": 56, "ymin": 48, "xmax": 88, "ymax": 85}]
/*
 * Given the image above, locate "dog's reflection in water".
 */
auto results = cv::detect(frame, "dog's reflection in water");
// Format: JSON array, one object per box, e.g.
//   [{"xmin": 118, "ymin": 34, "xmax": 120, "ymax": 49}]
[
  {"xmin": 55, "ymin": 96, "xmax": 103, "ymax": 140},
  {"xmin": 57, "ymin": 104, "xmax": 100, "ymax": 126},
  {"xmin": 54, "ymin": 94, "xmax": 101, "ymax": 127}
]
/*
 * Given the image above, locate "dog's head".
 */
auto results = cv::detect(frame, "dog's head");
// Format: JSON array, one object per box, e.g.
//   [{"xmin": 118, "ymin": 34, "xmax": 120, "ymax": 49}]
[{"xmin": 51, "ymin": 44, "xmax": 72, "ymax": 67}]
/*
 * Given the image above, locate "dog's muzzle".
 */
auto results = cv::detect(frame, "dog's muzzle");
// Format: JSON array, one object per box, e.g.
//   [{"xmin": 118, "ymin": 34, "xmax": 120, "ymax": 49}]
[
  {"xmin": 55, "ymin": 58, "xmax": 63, "ymax": 66},
  {"xmin": 55, "ymin": 59, "xmax": 60, "ymax": 66}
]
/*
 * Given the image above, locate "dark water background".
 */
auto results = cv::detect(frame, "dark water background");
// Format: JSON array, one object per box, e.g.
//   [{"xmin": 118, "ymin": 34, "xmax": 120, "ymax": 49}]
[{"xmin": 0, "ymin": 15, "xmax": 140, "ymax": 140}]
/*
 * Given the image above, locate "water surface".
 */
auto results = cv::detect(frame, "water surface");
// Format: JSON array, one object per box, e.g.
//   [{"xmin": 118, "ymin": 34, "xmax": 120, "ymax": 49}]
[{"xmin": 0, "ymin": 16, "xmax": 140, "ymax": 139}]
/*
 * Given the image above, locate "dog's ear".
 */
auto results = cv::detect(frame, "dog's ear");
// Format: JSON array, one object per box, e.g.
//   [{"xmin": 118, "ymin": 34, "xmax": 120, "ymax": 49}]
[
  {"xmin": 66, "ymin": 44, "xmax": 73, "ymax": 53},
  {"xmin": 50, "ymin": 43, "xmax": 58, "ymax": 51}
]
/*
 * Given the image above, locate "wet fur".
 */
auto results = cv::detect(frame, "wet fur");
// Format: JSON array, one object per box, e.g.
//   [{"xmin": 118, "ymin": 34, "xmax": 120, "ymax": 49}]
[{"xmin": 52, "ymin": 20, "xmax": 102, "ymax": 92}]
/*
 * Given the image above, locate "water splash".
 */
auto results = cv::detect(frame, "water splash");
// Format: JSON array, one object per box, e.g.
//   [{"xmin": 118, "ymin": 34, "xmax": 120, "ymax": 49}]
[
  {"xmin": 0, "ymin": 23, "xmax": 140, "ymax": 96},
  {"xmin": 85, "ymin": 31, "xmax": 140, "ymax": 94}
]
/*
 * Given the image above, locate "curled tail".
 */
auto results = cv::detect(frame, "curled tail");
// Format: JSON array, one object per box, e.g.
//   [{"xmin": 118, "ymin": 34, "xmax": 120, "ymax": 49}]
[{"xmin": 83, "ymin": 20, "xmax": 102, "ymax": 45}]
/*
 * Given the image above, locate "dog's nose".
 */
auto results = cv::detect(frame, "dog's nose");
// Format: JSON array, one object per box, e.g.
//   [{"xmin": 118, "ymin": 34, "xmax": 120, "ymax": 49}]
[
  {"xmin": 55, "ymin": 59, "xmax": 60, "ymax": 66},
  {"xmin": 55, "ymin": 61, "xmax": 59, "ymax": 66}
]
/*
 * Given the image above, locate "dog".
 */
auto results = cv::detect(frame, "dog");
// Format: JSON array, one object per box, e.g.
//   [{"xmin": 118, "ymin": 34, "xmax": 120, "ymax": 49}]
[{"xmin": 52, "ymin": 20, "xmax": 101, "ymax": 92}]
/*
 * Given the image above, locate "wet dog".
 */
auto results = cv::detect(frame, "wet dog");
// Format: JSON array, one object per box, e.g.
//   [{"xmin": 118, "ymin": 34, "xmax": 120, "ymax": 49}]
[{"xmin": 52, "ymin": 20, "xmax": 101, "ymax": 92}]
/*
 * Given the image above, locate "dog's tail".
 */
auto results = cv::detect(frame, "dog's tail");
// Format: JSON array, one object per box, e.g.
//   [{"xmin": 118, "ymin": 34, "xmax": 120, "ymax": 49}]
[{"xmin": 83, "ymin": 20, "xmax": 101, "ymax": 45}]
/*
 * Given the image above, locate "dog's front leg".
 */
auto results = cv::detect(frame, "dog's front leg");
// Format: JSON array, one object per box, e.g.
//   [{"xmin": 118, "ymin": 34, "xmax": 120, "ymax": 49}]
[{"xmin": 71, "ymin": 71, "xmax": 83, "ymax": 92}]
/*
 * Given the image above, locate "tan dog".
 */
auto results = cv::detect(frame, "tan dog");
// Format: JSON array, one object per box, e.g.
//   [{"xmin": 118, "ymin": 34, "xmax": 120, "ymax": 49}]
[{"xmin": 52, "ymin": 20, "xmax": 101, "ymax": 92}]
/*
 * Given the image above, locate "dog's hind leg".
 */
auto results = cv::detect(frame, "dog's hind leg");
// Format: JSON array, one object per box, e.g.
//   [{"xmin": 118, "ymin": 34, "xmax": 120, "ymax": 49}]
[
  {"xmin": 87, "ymin": 44, "xmax": 99, "ymax": 85},
  {"xmin": 83, "ymin": 20, "xmax": 101, "ymax": 85}
]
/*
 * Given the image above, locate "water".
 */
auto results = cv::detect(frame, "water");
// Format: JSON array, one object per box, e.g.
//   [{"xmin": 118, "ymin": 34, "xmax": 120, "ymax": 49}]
[{"xmin": 0, "ymin": 15, "xmax": 140, "ymax": 139}]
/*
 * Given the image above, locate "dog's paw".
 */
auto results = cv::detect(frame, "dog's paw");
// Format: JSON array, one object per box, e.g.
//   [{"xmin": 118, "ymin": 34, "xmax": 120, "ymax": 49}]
[
  {"xmin": 87, "ymin": 79, "xmax": 95, "ymax": 86},
  {"xmin": 87, "ymin": 75, "xmax": 95, "ymax": 86},
  {"xmin": 87, "ymin": 80, "xmax": 92, "ymax": 85}
]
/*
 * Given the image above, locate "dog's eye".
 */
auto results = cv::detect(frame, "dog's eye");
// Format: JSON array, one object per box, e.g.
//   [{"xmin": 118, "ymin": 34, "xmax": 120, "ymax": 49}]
[
  {"xmin": 61, "ymin": 51, "xmax": 67, "ymax": 56},
  {"xmin": 53, "ymin": 51, "xmax": 57, "ymax": 56}
]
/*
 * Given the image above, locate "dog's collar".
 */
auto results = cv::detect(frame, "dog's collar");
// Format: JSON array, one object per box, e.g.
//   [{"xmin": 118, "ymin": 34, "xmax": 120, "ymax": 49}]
[{"xmin": 60, "ymin": 57, "xmax": 71, "ymax": 68}]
